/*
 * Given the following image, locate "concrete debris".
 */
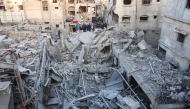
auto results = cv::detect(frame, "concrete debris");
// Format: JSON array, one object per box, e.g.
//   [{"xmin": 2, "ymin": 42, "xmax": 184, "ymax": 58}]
[
  {"xmin": 123, "ymin": 96, "xmax": 141, "ymax": 109},
  {"xmin": 78, "ymin": 32, "xmax": 97, "ymax": 44},
  {"xmin": 138, "ymin": 40, "xmax": 148, "ymax": 50},
  {"xmin": 128, "ymin": 31, "xmax": 136, "ymax": 38},
  {"xmin": 0, "ymin": 22, "xmax": 189, "ymax": 109},
  {"xmin": 0, "ymin": 35, "xmax": 6, "ymax": 42},
  {"xmin": 137, "ymin": 30, "xmax": 145, "ymax": 38}
]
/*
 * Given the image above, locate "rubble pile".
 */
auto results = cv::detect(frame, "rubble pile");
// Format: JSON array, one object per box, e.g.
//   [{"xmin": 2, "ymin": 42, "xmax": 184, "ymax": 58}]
[
  {"xmin": 0, "ymin": 22, "xmax": 190, "ymax": 109},
  {"xmin": 118, "ymin": 47, "xmax": 190, "ymax": 104}
]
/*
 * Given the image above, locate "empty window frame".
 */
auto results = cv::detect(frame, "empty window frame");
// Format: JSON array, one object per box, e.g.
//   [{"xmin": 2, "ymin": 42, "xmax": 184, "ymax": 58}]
[
  {"xmin": 53, "ymin": 0, "xmax": 57, "ymax": 3},
  {"xmin": 177, "ymin": 33, "xmax": 185, "ymax": 43},
  {"xmin": 79, "ymin": 6, "xmax": 87, "ymax": 13},
  {"xmin": 142, "ymin": 0, "xmax": 151, "ymax": 4},
  {"xmin": 55, "ymin": 7, "xmax": 58, "ymax": 9},
  {"xmin": 42, "ymin": 1, "xmax": 48, "ymax": 11},
  {"xmin": 157, "ymin": 0, "xmax": 160, "ymax": 2},
  {"xmin": 68, "ymin": 0, "xmax": 74, "ymax": 4},
  {"xmin": 68, "ymin": 6, "xmax": 75, "ymax": 16},
  {"xmin": 113, "ymin": 0, "xmax": 116, "ymax": 5},
  {"xmin": 18, "ymin": 5, "xmax": 23, "ymax": 10},
  {"xmin": 122, "ymin": 16, "xmax": 130, "ymax": 22},
  {"xmin": 56, "ymin": 24, "xmax": 59, "ymax": 27},
  {"xmin": 140, "ymin": 15, "xmax": 148, "ymax": 21},
  {"xmin": 154, "ymin": 15, "xmax": 157, "ymax": 19},
  {"xmin": 0, "ymin": 6, "xmax": 5, "ymax": 11},
  {"xmin": 44, "ymin": 22, "xmax": 49, "ymax": 24},
  {"xmin": 186, "ymin": 0, "xmax": 190, "ymax": 9},
  {"xmin": 123, "ymin": 0, "xmax": 131, "ymax": 5}
]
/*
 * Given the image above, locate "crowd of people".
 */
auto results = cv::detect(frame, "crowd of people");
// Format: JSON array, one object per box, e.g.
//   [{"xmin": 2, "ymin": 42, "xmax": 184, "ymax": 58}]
[
  {"xmin": 75, "ymin": 22, "xmax": 107, "ymax": 32},
  {"xmin": 76, "ymin": 23, "xmax": 92, "ymax": 32}
]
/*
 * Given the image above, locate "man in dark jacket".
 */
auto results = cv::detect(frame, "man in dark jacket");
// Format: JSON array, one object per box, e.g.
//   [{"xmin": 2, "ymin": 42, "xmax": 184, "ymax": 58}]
[
  {"xmin": 89, "ymin": 23, "xmax": 92, "ymax": 31},
  {"xmin": 82, "ymin": 23, "xmax": 86, "ymax": 32}
]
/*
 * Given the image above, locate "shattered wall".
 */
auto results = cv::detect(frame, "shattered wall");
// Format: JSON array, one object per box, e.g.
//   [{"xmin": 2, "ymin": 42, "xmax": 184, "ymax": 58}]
[
  {"xmin": 144, "ymin": 30, "xmax": 160, "ymax": 48},
  {"xmin": 106, "ymin": 0, "xmax": 167, "ymax": 30},
  {"xmin": 159, "ymin": 0, "xmax": 190, "ymax": 71},
  {"xmin": 65, "ymin": 0, "xmax": 96, "ymax": 21},
  {"xmin": 0, "ymin": 0, "xmax": 25, "ymax": 23},
  {"xmin": 0, "ymin": 11, "xmax": 25, "ymax": 23},
  {"xmin": 23, "ymin": 0, "xmax": 65, "ymax": 30}
]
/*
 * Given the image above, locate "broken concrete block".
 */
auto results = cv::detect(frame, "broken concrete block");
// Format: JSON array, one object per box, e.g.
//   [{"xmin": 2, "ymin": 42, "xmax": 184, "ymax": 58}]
[
  {"xmin": 106, "ymin": 70, "xmax": 124, "ymax": 91},
  {"xmin": 93, "ymin": 31, "xmax": 105, "ymax": 44},
  {"xmin": 0, "ymin": 35, "xmax": 6, "ymax": 42},
  {"xmin": 137, "ymin": 30, "xmax": 144, "ymax": 38},
  {"xmin": 122, "ymin": 39, "xmax": 133, "ymax": 51},
  {"xmin": 71, "ymin": 42, "xmax": 81, "ymax": 53},
  {"xmin": 78, "ymin": 32, "xmax": 97, "ymax": 44},
  {"xmin": 137, "ymin": 40, "xmax": 148, "ymax": 50},
  {"xmin": 47, "ymin": 98, "xmax": 61, "ymax": 105},
  {"xmin": 129, "ymin": 31, "xmax": 135, "ymax": 38},
  {"xmin": 78, "ymin": 45, "xmax": 86, "ymax": 64},
  {"xmin": 50, "ymin": 73, "xmax": 62, "ymax": 82},
  {"xmin": 123, "ymin": 96, "xmax": 141, "ymax": 109},
  {"xmin": 18, "ymin": 65, "xmax": 36, "ymax": 75}
]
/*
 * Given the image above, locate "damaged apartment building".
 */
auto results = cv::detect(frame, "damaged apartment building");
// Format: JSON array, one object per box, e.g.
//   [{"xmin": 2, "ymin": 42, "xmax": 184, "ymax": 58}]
[
  {"xmin": 0, "ymin": 0, "xmax": 103, "ymax": 32},
  {"xmin": 0, "ymin": 0, "xmax": 66, "ymax": 30},
  {"xmin": 159, "ymin": 0, "xmax": 190, "ymax": 71},
  {"xmin": 105, "ymin": 0, "xmax": 167, "ymax": 47},
  {"xmin": 0, "ymin": 0, "xmax": 25, "ymax": 23},
  {"xmin": 66, "ymin": 0, "xmax": 97, "ymax": 20},
  {"xmin": 65, "ymin": 0, "xmax": 103, "ymax": 33},
  {"xmin": 0, "ymin": 0, "xmax": 190, "ymax": 109}
]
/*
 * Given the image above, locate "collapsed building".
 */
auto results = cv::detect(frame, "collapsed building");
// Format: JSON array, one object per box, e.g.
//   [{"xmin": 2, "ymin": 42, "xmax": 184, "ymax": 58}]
[
  {"xmin": 66, "ymin": 0, "xmax": 97, "ymax": 20},
  {"xmin": 0, "ymin": 19, "xmax": 190, "ymax": 109},
  {"xmin": 0, "ymin": 0, "xmax": 190, "ymax": 109},
  {"xmin": 104, "ymin": 0, "xmax": 168, "ymax": 48}
]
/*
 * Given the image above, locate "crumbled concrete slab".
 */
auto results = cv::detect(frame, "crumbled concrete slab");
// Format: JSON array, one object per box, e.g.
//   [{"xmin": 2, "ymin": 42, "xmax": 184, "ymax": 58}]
[
  {"xmin": 138, "ymin": 40, "xmax": 148, "ymax": 50},
  {"xmin": 78, "ymin": 32, "xmax": 97, "ymax": 44},
  {"xmin": 0, "ymin": 23, "xmax": 189, "ymax": 109}
]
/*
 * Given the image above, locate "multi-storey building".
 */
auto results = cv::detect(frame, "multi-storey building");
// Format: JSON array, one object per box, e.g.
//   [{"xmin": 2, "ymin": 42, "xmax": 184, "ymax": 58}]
[
  {"xmin": 0, "ymin": 0, "xmax": 25, "ymax": 23},
  {"xmin": 105, "ymin": 0, "xmax": 167, "ymax": 30},
  {"xmin": 0, "ymin": 0, "xmax": 66, "ymax": 30},
  {"xmin": 23, "ymin": 0, "xmax": 66, "ymax": 29},
  {"xmin": 159, "ymin": 0, "xmax": 190, "ymax": 71},
  {"xmin": 65, "ymin": 0, "xmax": 97, "ymax": 21},
  {"xmin": 104, "ymin": 0, "xmax": 168, "ymax": 48}
]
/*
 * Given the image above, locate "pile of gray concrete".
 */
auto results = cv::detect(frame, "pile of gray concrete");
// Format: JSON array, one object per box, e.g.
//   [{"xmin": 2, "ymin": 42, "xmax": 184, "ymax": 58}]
[{"xmin": 0, "ymin": 22, "xmax": 189, "ymax": 109}]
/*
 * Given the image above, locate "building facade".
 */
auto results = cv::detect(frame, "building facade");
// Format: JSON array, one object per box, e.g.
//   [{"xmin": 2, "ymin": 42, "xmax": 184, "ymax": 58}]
[
  {"xmin": 0, "ymin": 0, "xmax": 66, "ymax": 30},
  {"xmin": 105, "ymin": 0, "xmax": 167, "ymax": 30},
  {"xmin": 23, "ymin": 0, "xmax": 66, "ymax": 29},
  {"xmin": 159, "ymin": 0, "xmax": 190, "ymax": 71},
  {"xmin": 65, "ymin": 0, "xmax": 97, "ymax": 21},
  {"xmin": 0, "ymin": 0, "xmax": 25, "ymax": 23}
]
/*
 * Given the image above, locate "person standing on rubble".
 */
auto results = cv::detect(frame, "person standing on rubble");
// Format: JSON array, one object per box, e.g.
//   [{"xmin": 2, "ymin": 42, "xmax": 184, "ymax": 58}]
[
  {"xmin": 87, "ymin": 23, "xmax": 91, "ymax": 31},
  {"xmin": 58, "ymin": 30, "xmax": 60, "ymax": 38},
  {"xmin": 86, "ymin": 23, "xmax": 89, "ymax": 31},
  {"xmin": 80, "ymin": 22, "xmax": 83, "ymax": 32},
  {"xmin": 82, "ymin": 23, "xmax": 87, "ymax": 32},
  {"xmin": 76, "ymin": 23, "xmax": 80, "ymax": 33},
  {"xmin": 92, "ymin": 24, "xmax": 95, "ymax": 32},
  {"xmin": 89, "ymin": 23, "xmax": 92, "ymax": 32}
]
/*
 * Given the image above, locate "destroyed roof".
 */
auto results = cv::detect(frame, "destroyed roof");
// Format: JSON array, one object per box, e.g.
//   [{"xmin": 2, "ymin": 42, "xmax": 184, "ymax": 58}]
[{"xmin": 0, "ymin": 22, "xmax": 189, "ymax": 109}]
